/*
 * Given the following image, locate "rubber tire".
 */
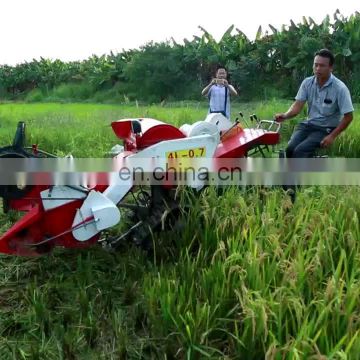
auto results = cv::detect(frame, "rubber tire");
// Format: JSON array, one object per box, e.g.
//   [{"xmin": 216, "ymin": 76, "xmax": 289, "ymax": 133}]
[{"xmin": 0, "ymin": 151, "xmax": 33, "ymax": 212}]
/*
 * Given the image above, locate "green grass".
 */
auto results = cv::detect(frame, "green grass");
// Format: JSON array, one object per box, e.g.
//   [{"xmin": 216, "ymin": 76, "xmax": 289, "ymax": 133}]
[
  {"xmin": 0, "ymin": 100, "xmax": 358, "ymax": 157},
  {"xmin": 0, "ymin": 102, "xmax": 359, "ymax": 359},
  {"xmin": 0, "ymin": 102, "xmax": 209, "ymax": 157}
]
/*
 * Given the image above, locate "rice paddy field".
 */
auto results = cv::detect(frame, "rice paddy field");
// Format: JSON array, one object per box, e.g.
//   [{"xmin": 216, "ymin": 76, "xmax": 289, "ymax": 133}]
[{"xmin": 0, "ymin": 100, "xmax": 359, "ymax": 359}]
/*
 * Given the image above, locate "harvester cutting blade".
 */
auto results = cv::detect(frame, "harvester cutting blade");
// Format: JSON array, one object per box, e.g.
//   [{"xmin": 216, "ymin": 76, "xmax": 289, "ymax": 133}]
[{"xmin": 0, "ymin": 199, "xmax": 99, "ymax": 256}]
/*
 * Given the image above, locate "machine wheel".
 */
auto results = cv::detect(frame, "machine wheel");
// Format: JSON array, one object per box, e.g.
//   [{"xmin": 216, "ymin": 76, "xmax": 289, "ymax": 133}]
[
  {"xmin": 0, "ymin": 151, "xmax": 33, "ymax": 212},
  {"xmin": 104, "ymin": 186, "xmax": 189, "ymax": 252}
]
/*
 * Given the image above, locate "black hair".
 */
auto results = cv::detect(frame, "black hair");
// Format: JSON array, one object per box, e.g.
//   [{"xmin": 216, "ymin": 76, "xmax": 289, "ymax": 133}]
[
  {"xmin": 215, "ymin": 66, "xmax": 229, "ymax": 80},
  {"xmin": 216, "ymin": 65, "xmax": 227, "ymax": 72},
  {"xmin": 315, "ymin": 49, "xmax": 335, "ymax": 66}
]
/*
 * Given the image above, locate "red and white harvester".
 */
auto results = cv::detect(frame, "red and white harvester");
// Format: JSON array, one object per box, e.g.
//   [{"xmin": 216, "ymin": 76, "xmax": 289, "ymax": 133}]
[{"xmin": 0, "ymin": 113, "xmax": 280, "ymax": 256}]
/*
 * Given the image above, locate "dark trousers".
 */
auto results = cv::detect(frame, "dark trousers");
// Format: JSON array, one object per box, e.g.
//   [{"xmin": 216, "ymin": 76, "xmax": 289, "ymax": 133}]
[{"xmin": 286, "ymin": 122, "xmax": 334, "ymax": 158}]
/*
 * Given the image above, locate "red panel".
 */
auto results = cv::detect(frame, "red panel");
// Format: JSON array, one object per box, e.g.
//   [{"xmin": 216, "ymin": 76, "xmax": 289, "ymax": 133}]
[
  {"xmin": 137, "ymin": 124, "xmax": 185, "ymax": 149},
  {"xmin": 111, "ymin": 120, "xmax": 133, "ymax": 140},
  {"xmin": 7, "ymin": 185, "xmax": 48, "ymax": 212},
  {"xmin": 215, "ymin": 129, "xmax": 280, "ymax": 158},
  {"xmin": 0, "ymin": 199, "xmax": 98, "ymax": 256},
  {"xmin": 111, "ymin": 118, "xmax": 185, "ymax": 150},
  {"xmin": 0, "ymin": 204, "xmax": 43, "ymax": 255}
]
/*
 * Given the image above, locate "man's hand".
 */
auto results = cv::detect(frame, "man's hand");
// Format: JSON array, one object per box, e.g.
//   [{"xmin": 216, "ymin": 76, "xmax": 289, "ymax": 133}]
[
  {"xmin": 223, "ymin": 79, "xmax": 229, "ymax": 87},
  {"xmin": 320, "ymin": 134, "xmax": 336, "ymax": 148},
  {"xmin": 274, "ymin": 113, "xmax": 287, "ymax": 122},
  {"xmin": 274, "ymin": 101, "xmax": 306, "ymax": 123}
]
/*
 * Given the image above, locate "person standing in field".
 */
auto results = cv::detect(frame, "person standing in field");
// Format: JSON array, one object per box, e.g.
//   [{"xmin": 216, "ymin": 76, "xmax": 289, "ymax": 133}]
[
  {"xmin": 274, "ymin": 49, "xmax": 354, "ymax": 158},
  {"xmin": 201, "ymin": 66, "xmax": 238, "ymax": 119}
]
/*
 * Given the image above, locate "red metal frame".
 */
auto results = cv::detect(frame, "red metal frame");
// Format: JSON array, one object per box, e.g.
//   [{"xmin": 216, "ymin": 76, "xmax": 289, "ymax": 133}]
[{"xmin": 0, "ymin": 118, "xmax": 280, "ymax": 256}]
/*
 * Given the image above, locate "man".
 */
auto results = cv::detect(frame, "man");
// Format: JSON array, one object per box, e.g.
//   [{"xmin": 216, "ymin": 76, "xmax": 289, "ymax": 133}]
[
  {"xmin": 275, "ymin": 49, "xmax": 354, "ymax": 158},
  {"xmin": 201, "ymin": 67, "xmax": 238, "ymax": 119}
]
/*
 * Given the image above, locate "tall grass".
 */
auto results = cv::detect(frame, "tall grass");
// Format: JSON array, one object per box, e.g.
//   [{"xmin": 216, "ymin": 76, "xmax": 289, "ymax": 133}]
[
  {"xmin": 0, "ymin": 101, "xmax": 358, "ymax": 157},
  {"xmin": 143, "ymin": 186, "xmax": 360, "ymax": 358},
  {"xmin": 0, "ymin": 102, "xmax": 359, "ymax": 358}
]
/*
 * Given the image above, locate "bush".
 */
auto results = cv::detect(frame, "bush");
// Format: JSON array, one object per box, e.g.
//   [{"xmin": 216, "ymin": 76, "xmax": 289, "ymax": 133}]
[
  {"xmin": 25, "ymin": 89, "xmax": 44, "ymax": 102},
  {"xmin": 50, "ymin": 82, "xmax": 96, "ymax": 101}
]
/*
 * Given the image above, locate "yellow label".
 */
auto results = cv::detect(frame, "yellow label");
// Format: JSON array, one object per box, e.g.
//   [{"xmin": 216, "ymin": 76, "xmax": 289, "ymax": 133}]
[{"xmin": 166, "ymin": 147, "xmax": 206, "ymax": 159}]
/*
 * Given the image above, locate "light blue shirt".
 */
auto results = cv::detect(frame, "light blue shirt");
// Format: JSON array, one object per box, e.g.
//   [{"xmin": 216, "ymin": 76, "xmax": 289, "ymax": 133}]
[
  {"xmin": 208, "ymin": 85, "xmax": 231, "ymax": 119},
  {"xmin": 295, "ymin": 74, "xmax": 354, "ymax": 128}
]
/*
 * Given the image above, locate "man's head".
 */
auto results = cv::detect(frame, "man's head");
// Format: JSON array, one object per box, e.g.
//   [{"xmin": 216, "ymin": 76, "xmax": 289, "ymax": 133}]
[
  {"xmin": 313, "ymin": 49, "xmax": 334, "ymax": 81},
  {"xmin": 216, "ymin": 67, "xmax": 227, "ymax": 79}
]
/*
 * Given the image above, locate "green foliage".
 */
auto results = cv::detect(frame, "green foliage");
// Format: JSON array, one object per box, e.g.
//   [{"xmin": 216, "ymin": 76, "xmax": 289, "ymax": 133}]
[
  {"xmin": 50, "ymin": 83, "xmax": 96, "ymax": 101},
  {"xmin": 25, "ymin": 88, "xmax": 44, "ymax": 102},
  {"xmin": 122, "ymin": 42, "xmax": 197, "ymax": 102},
  {"xmin": 1, "ymin": 11, "xmax": 360, "ymax": 102}
]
